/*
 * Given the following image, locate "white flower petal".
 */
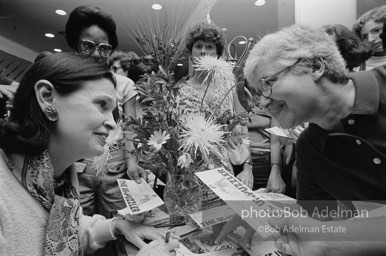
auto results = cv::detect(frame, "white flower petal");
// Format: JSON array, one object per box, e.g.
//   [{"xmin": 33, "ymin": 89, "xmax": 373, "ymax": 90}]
[{"xmin": 179, "ymin": 113, "xmax": 226, "ymax": 162}]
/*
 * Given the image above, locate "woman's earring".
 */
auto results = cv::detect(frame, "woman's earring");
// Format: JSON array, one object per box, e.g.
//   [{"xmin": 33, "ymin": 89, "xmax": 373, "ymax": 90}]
[{"xmin": 44, "ymin": 105, "xmax": 58, "ymax": 121}]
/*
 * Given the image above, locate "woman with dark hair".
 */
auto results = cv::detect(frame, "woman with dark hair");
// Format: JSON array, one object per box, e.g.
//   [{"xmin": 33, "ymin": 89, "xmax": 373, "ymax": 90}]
[
  {"xmin": 0, "ymin": 53, "xmax": 178, "ymax": 255},
  {"xmin": 178, "ymin": 21, "xmax": 257, "ymax": 194},
  {"xmin": 185, "ymin": 22, "xmax": 225, "ymax": 59},
  {"xmin": 65, "ymin": 6, "xmax": 118, "ymax": 52},
  {"xmin": 181, "ymin": 21, "xmax": 285, "ymax": 194},
  {"xmin": 180, "ymin": 21, "xmax": 230, "ymax": 118},
  {"xmin": 65, "ymin": 6, "xmax": 146, "ymax": 221}
]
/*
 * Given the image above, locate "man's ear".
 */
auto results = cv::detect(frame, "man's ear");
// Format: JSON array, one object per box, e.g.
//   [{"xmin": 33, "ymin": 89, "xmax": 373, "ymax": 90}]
[
  {"xmin": 34, "ymin": 79, "xmax": 55, "ymax": 111},
  {"xmin": 311, "ymin": 58, "xmax": 325, "ymax": 82}
]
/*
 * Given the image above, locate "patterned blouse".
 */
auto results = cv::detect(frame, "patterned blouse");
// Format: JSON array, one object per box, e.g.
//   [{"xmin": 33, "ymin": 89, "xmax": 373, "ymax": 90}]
[{"xmin": 178, "ymin": 80, "xmax": 235, "ymax": 116}]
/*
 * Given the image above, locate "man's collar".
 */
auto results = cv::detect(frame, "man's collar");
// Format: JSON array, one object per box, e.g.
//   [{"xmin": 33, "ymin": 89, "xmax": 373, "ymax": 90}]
[
  {"xmin": 348, "ymin": 71, "xmax": 379, "ymax": 115},
  {"xmin": 308, "ymin": 70, "xmax": 380, "ymax": 151}
]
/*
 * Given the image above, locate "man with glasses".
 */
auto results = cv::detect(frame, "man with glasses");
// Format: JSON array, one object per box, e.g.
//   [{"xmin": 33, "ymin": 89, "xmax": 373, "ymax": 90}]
[
  {"xmin": 216, "ymin": 24, "xmax": 386, "ymax": 255},
  {"xmin": 244, "ymin": 24, "xmax": 385, "ymax": 207}
]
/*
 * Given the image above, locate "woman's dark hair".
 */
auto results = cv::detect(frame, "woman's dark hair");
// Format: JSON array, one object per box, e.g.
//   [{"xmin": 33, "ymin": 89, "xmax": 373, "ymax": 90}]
[
  {"xmin": 0, "ymin": 53, "xmax": 115, "ymax": 156},
  {"xmin": 185, "ymin": 21, "xmax": 225, "ymax": 58},
  {"xmin": 34, "ymin": 51, "xmax": 52, "ymax": 63},
  {"xmin": 324, "ymin": 24, "xmax": 372, "ymax": 70},
  {"xmin": 65, "ymin": 5, "xmax": 118, "ymax": 51}
]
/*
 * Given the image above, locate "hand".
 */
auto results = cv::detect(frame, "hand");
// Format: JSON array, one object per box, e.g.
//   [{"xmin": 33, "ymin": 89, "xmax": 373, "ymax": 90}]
[
  {"xmin": 290, "ymin": 125, "xmax": 305, "ymax": 139},
  {"xmin": 114, "ymin": 219, "xmax": 171, "ymax": 249},
  {"xmin": 0, "ymin": 84, "xmax": 15, "ymax": 99},
  {"xmin": 236, "ymin": 164, "xmax": 254, "ymax": 189},
  {"xmin": 227, "ymin": 137, "xmax": 249, "ymax": 165},
  {"xmin": 137, "ymin": 240, "xmax": 179, "ymax": 256},
  {"xmin": 124, "ymin": 213, "xmax": 147, "ymax": 223},
  {"xmin": 268, "ymin": 216, "xmax": 328, "ymax": 256},
  {"xmin": 127, "ymin": 158, "xmax": 148, "ymax": 183},
  {"xmin": 214, "ymin": 215, "xmax": 255, "ymax": 250},
  {"xmin": 265, "ymin": 165, "xmax": 286, "ymax": 193}
]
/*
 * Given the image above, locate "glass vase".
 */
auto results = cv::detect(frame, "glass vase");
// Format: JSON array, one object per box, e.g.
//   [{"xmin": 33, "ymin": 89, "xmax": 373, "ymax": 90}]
[{"xmin": 163, "ymin": 171, "xmax": 202, "ymax": 224}]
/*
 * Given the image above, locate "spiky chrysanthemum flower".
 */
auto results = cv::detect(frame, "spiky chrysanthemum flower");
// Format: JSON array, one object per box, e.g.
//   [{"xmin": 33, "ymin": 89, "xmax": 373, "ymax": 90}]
[
  {"xmin": 193, "ymin": 56, "xmax": 235, "ymax": 84},
  {"xmin": 179, "ymin": 112, "xmax": 226, "ymax": 162},
  {"xmin": 192, "ymin": 56, "xmax": 236, "ymax": 115},
  {"xmin": 147, "ymin": 130, "xmax": 171, "ymax": 151}
]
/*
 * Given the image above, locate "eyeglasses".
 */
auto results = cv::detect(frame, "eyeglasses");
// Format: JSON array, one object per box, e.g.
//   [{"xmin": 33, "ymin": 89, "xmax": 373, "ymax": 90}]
[
  {"xmin": 120, "ymin": 58, "xmax": 141, "ymax": 68},
  {"xmin": 257, "ymin": 59, "xmax": 303, "ymax": 98},
  {"xmin": 78, "ymin": 40, "xmax": 113, "ymax": 58}
]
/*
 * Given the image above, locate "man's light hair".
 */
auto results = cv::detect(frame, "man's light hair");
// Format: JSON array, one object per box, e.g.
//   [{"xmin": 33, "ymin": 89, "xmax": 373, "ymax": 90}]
[
  {"xmin": 244, "ymin": 24, "xmax": 348, "ymax": 87},
  {"xmin": 352, "ymin": 5, "xmax": 386, "ymax": 38}
]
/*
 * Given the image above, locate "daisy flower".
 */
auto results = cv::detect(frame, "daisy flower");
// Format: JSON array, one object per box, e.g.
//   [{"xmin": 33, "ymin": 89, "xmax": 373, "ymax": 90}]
[
  {"xmin": 147, "ymin": 130, "xmax": 171, "ymax": 151},
  {"xmin": 179, "ymin": 113, "xmax": 226, "ymax": 162},
  {"xmin": 177, "ymin": 153, "xmax": 194, "ymax": 169}
]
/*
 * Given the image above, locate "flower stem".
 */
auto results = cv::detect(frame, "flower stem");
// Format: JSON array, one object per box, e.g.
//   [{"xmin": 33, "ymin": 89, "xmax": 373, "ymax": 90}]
[
  {"xmin": 157, "ymin": 150, "xmax": 172, "ymax": 172},
  {"xmin": 200, "ymin": 76, "xmax": 212, "ymax": 110},
  {"xmin": 211, "ymin": 84, "xmax": 236, "ymax": 117}
]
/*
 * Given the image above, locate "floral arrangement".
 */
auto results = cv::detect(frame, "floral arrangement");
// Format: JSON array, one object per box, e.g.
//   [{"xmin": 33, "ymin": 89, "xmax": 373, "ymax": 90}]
[
  {"xmin": 135, "ymin": 36, "xmax": 182, "ymax": 70},
  {"xmin": 127, "ymin": 5, "xmax": 187, "ymax": 71},
  {"xmin": 123, "ymin": 56, "xmax": 249, "ymax": 175}
]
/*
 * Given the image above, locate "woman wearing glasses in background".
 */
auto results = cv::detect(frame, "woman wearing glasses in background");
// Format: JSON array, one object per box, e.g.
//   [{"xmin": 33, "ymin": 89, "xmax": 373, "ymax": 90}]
[{"xmin": 65, "ymin": 6, "xmax": 148, "ymax": 256}]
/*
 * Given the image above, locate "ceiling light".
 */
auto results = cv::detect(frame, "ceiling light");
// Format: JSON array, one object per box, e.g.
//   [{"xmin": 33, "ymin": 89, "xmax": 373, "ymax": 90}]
[
  {"xmin": 55, "ymin": 9, "xmax": 66, "ymax": 15},
  {"xmin": 152, "ymin": 4, "xmax": 162, "ymax": 10},
  {"xmin": 238, "ymin": 40, "xmax": 247, "ymax": 45},
  {"xmin": 54, "ymin": 48, "xmax": 62, "ymax": 52},
  {"xmin": 255, "ymin": 0, "xmax": 266, "ymax": 6},
  {"xmin": 177, "ymin": 63, "xmax": 183, "ymax": 66},
  {"xmin": 45, "ymin": 33, "xmax": 55, "ymax": 38}
]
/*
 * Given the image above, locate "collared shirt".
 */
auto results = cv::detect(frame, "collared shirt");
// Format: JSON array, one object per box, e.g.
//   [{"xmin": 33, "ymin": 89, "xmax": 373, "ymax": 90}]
[{"xmin": 296, "ymin": 65, "xmax": 386, "ymax": 215}]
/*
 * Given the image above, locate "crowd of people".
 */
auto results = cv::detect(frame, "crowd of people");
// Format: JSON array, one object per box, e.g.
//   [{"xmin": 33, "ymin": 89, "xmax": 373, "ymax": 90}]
[{"xmin": 0, "ymin": 3, "xmax": 385, "ymax": 256}]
